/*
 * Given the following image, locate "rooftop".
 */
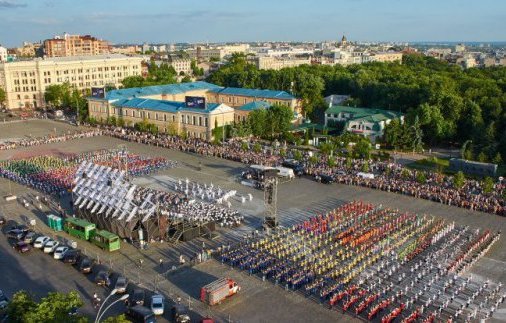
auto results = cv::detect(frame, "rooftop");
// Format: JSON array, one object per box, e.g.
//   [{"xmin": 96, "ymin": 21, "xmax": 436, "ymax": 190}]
[
  {"xmin": 238, "ymin": 100, "xmax": 272, "ymax": 111},
  {"xmin": 325, "ymin": 105, "xmax": 403, "ymax": 123},
  {"xmin": 105, "ymin": 81, "xmax": 222, "ymax": 101},
  {"xmin": 112, "ymin": 97, "xmax": 222, "ymax": 113},
  {"xmin": 210, "ymin": 87, "xmax": 295, "ymax": 100}
]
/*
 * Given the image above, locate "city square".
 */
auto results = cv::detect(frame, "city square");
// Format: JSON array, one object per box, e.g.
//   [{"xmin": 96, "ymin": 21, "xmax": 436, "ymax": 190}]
[{"xmin": 1, "ymin": 119, "xmax": 505, "ymax": 322}]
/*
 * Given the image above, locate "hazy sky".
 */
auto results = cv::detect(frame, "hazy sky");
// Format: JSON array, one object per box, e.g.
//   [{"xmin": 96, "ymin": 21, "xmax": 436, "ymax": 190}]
[{"xmin": 0, "ymin": 0, "xmax": 505, "ymax": 47}]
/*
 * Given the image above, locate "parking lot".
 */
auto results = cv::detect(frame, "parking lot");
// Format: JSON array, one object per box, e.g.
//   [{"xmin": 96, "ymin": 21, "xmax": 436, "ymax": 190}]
[{"xmin": 1, "ymin": 120, "xmax": 506, "ymax": 322}]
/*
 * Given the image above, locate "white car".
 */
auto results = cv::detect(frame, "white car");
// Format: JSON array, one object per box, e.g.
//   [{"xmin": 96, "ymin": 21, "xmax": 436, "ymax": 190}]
[
  {"xmin": 150, "ymin": 294, "xmax": 165, "ymax": 315},
  {"xmin": 53, "ymin": 246, "xmax": 69, "ymax": 259},
  {"xmin": 33, "ymin": 236, "xmax": 50, "ymax": 249},
  {"xmin": 43, "ymin": 240, "xmax": 59, "ymax": 253}
]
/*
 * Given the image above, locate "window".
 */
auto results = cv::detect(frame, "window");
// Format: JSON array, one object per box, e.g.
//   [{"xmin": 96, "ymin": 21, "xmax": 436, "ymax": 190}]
[
  {"xmin": 205, "ymin": 117, "xmax": 208, "ymax": 127},
  {"xmin": 199, "ymin": 116, "xmax": 202, "ymax": 126},
  {"xmin": 193, "ymin": 116, "xmax": 196, "ymax": 125},
  {"xmin": 164, "ymin": 114, "xmax": 167, "ymax": 122},
  {"xmin": 181, "ymin": 115, "xmax": 185, "ymax": 123},
  {"xmin": 172, "ymin": 115, "xmax": 176, "ymax": 122}
]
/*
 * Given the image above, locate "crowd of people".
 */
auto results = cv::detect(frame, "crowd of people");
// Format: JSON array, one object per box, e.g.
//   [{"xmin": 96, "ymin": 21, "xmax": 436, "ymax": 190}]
[
  {"xmin": 134, "ymin": 186, "xmax": 244, "ymax": 227},
  {"xmin": 172, "ymin": 178, "xmax": 238, "ymax": 204},
  {"xmin": 220, "ymin": 201, "xmax": 503, "ymax": 321},
  {"xmin": 0, "ymin": 129, "xmax": 102, "ymax": 150},
  {"xmin": 98, "ymin": 125, "xmax": 506, "ymax": 216},
  {"xmin": 0, "ymin": 150, "xmax": 174, "ymax": 196}
]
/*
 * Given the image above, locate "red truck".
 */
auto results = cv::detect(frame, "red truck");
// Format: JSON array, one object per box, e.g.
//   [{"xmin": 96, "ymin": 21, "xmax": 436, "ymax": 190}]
[{"xmin": 200, "ymin": 278, "xmax": 240, "ymax": 306}]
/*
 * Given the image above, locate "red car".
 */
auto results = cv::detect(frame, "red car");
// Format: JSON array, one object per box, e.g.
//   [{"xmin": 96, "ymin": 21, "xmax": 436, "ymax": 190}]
[{"xmin": 13, "ymin": 241, "xmax": 31, "ymax": 253}]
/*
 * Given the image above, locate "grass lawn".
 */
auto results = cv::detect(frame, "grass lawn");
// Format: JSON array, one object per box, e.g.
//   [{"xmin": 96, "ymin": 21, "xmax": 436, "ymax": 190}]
[{"xmin": 407, "ymin": 156, "xmax": 450, "ymax": 172}]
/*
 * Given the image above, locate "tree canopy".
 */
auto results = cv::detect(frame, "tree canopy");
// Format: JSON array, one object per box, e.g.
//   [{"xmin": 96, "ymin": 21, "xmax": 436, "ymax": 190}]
[{"xmin": 208, "ymin": 54, "xmax": 506, "ymax": 161}]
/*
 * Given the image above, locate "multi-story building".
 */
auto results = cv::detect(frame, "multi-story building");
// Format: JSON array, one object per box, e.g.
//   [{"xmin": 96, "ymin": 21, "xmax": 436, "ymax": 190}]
[
  {"xmin": 15, "ymin": 42, "xmax": 42, "ymax": 57},
  {"xmin": 44, "ymin": 34, "xmax": 111, "ymax": 57},
  {"xmin": 0, "ymin": 54, "xmax": 143, "ymax": 109},
  {"xmin": 87, "ymin": 81, "xmax": 299, "ymax": 139},
  {"xmin": 0, "ymin": 46, "xmax": 7, "ymax": 62},
  {"xmin": 186, "ymin": 47, "xmax": 224, "ymax": 61},
  {"xmin": 252, "ymin": 56, "xmax": 311, "ymax": 70},
  {"xmin": 111, "ymin": 45, "xmax": 140, "ymax": 55},
  {"xmin": 168, "ymin": 57, "xmax": 192, "ymax": 75},
  {"xmin": 369, "ymin": 52, "xmax": 403, "ymax": 63}
]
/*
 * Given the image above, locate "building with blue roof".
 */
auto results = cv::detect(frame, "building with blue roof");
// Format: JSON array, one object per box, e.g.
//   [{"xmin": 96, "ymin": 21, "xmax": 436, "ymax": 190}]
[{"xmin": 87, "ymin": 81, "xmax": 300, "ymax": 140}]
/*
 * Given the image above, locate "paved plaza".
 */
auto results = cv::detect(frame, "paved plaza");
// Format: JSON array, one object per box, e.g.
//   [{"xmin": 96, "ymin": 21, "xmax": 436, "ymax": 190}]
[{"xmin": 1, "ymin": 120, "xmax": 505, "ymax": 322}]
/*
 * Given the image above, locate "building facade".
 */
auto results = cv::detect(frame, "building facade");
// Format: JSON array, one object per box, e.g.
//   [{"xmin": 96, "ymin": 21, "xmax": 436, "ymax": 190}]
[
  {"xmin": 87, "ymin": 81, "xmax": 299, "ymax": 139},
  {"xmin": 0, "ymin": 54, "xmax": 143, "ymax": 109},
  {"xmin": 369, "ymin": 52, "xmax": 403, "ymax": 63},
  {"xmin": 0, "ymin": 46, "xmax": 7, "ymax": 62},
  {"xmin": 44, "ymin": 34, "xmax": 111, "ymax": 57},
  {"xmin": 252, "ymin": 56, "xmax": 311, "ymax": 70},
  {"xmin": 324, "ymin": 105, "xmax": 404, "ymax": 141}
]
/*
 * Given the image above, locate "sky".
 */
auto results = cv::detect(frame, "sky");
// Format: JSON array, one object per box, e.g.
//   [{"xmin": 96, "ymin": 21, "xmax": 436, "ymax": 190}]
[{"xmin": 0, "ymin": 0, "xmax": 505, "ymax": 47}]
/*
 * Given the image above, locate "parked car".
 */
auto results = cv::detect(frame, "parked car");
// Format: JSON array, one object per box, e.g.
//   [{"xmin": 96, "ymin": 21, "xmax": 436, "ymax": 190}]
[
  {"xmin": 95, "ymin": 271, "xmax": 111, "ymax": 287},
  {"xmin": 150, "ymin": 294, "xmax": 164, "ymax": 315},
  {"xmin": 43, "ymin": 240, "xmax": 59, "ymax": 253},
  {"xmin": 114, "ymin": 276, "xmax": 128, "ymax": 294},
  {"xmin": 171, "ymin": 304, "xmax": 190, "ymax": 323},
  {"xmin": 8, "ymin": 224, "xmax": 29, "ymax": 233},
  {"xmin": 126, "ymin": 305, "xmax": 156, "ymax": 323},
  {"xmin": 23, "ymin": 231, "xmax": 37, "ymax": 244},
  {"xmin": 7, "ymin": 229, "xmax": 26, "ymax": 240},
  {"xmin": 77, "ymin": 257, "xmax": 93, "ymax": 274},
  {"xmin": 315, "ymin": 174, "xmax": 334, "ymax": 184},
  {"xmin": 13, "ymin": 241, "xmax": 31, "ymax": 253},
  {"xmin": 130, "ymin": 288, "xmax": 145, "ymax": 306},
  {"xmin": 63, "ymin": 250, "xmax": 81, "ymax": 264},
  {"xmin": 33, "ymin": 236, "xmax": 50, "ymax": 248},
  {"xmin": 53, "ymin": 246, "xmax": 69, "ymax": 260}
]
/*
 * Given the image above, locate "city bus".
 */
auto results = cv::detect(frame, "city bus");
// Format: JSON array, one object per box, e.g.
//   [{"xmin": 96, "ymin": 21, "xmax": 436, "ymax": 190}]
[
  {"xmin": 64, "ymin": 217, "xmax": 96, "ymax": 241},
  {"xmin": 91, "ymin": 230, "xmax": 121, "ymax": 252}
]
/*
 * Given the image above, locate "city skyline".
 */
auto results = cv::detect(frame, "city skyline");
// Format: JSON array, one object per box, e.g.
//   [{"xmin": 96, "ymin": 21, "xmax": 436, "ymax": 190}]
[{"xmin": 1, "ymin": 0, "xmax": 505, "ymax": 47}]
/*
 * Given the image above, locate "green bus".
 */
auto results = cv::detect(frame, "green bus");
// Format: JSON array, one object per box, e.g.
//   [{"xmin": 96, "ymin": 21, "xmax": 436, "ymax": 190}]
[
  {"xmin": 91, "ymin": 230, "xmax": 121, "ymax": 252},
  {"xmin": 64, "ymin": 217, "xmax": 96, "ymax": 241}
]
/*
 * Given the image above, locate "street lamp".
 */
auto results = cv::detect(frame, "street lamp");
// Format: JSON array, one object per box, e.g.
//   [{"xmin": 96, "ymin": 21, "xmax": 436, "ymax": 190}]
[
  {"xmin": 94, "ymin": 288, "xmax": 118, "ymax": 323},
  {"xmin": 96, "ymin": 294, "xmax": 129, "ymax": 323}
]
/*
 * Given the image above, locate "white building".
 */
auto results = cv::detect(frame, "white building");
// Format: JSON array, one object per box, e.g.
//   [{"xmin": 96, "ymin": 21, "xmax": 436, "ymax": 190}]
[
  {"xmin": 0, "ymin": 54, "xmax": 143, "ymax": 109},
  {"xmin": 0, "ymin": 46, "xmax": 7, "ymax": 62}
]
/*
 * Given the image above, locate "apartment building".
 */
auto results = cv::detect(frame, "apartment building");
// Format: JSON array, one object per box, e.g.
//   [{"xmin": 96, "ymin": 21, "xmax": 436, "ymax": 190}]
[
  {"xmin": 0, "ymin": 54, "xmax": 143, "ymax": 109},
  {"xmin": 0, "ymin": 46, "xmax": 7, "ymax": 62},
  {"xmin": 44, "ymin": 34, "xmax": 111, "ymax": 57},
  {"xmin": 252, "ymin": 56, "xmax": 311, "ymax": 70},
  {"xmin": 369, "ymin": 52, "xmax": 403, "ymax": 63}
]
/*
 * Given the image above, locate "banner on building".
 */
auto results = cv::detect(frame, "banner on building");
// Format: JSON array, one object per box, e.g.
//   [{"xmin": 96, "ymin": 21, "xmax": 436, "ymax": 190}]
[
  {"xmin": 91, "ymin": 87, "xmax": 106, "ymax": 99},
  {"xmin": 185, "ymin": 96, "xmax": 206, "ymax": 109}
]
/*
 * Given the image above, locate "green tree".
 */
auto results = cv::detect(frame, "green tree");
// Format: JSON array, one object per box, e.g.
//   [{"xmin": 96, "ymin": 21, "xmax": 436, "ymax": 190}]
[
  {"xmin": 181, "ymin": 75, "xmax": 192, "ymax": 83},
  {"xmin": 453, "ymin": 171, "xmax": 466, "ymax": 189},
  {"xmin": 103, "ymin": 314, "xmax": 131, "ymax": 323},
  {"xmin": 361, "ymin": 161, "xmax": 370, "ymax": 173},
  {"xmin": 0, "ymin": 88, "xmax": 6, "ymax": 107},
  {"xmin": 492, "ymin": 153, "xmax": 502, "ymax": 165},
  {"xmin": 293, "ymin": 150, "xmax": 303, "ymax": 161},
  {"xmin": 8, "ymin": 291, "xmax": 84, "ymax": 323},
  {"xmin": 253, "ymin": 142, "xmax": 262, "ymax": 153},
  {"xmin": 482, "ymin": 177, "xmax": 494, "ymax": 194},
  {"xmin": 416, "ymin": 171, "xmax": 427, "ymax": 184},
  {"xmin": 477, "ymin": 151, "xmax": 488, "ymax": 162},
  {"xmin": 354, "ymin": 139, "xmax": 371, "ymax": 159}
]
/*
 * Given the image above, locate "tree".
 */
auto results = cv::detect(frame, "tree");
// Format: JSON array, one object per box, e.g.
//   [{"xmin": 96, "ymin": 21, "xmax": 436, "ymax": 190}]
[
  {"xmin": 477, "ymin": 151, "xmax": 488, "ymax": 163},
  {"xmin": 416, "ymin": 171, "xmax": 427, "ymax": 184},
  {"xmin": 103, "ymin": 314, "xmax": 131, "ymax": 323},
  {"xmin": 181, "ymin": 75, "xmax": 192, "ymax": 83},
  {"xmin": 253, "ymin": 142, "xmax": 262, "ymax": 153},
  {"xmin": 361, "ymin": 161, "xmax": 370, "ymax": 172},
  {"xmin": 0, "ymin": 88, "xmax": 6, "ymax": 107},
  {"xmin": 453, "ymin": 171, "xmax": 466, "ymax": 189},
  {"xmin": 482, "ymin": 177, "xmax": 494, "ymax": 194},
  {"xmin": 492, "ymin": 152, "xmax": 502, "ymax": 165},
  {"xmin": 354, "ymin": 139, "xmax": 371, "ymax": 159},
  {"xmin": 8, "ymin": 291, "xmax": 85, "ymax": 323},
  {"xmin": 293, "ymin": 150, "xmax": 303, "ymax": 161}
]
